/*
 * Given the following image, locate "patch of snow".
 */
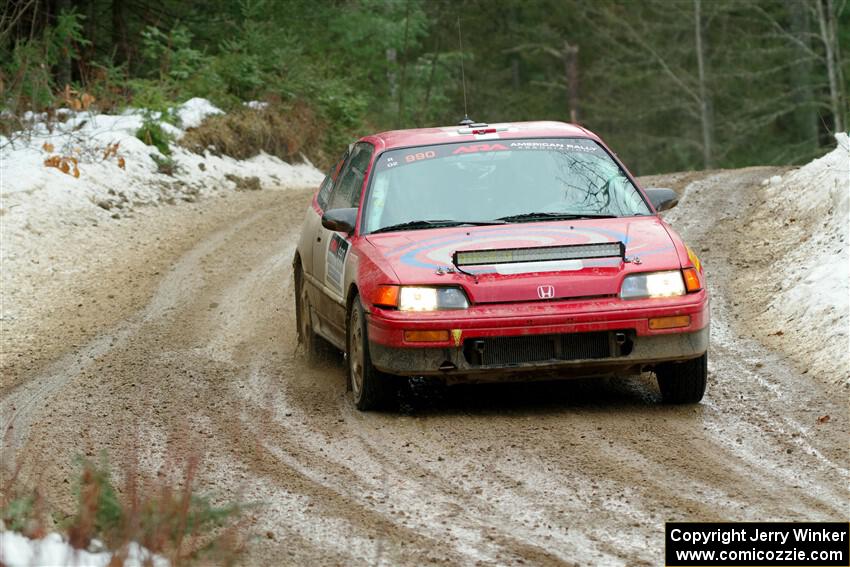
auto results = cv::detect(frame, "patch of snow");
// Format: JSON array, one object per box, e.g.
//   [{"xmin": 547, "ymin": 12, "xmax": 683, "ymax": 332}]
[
  {"xmin": 769, "ymin": 174, "xmax": 783, "ymax": 185},
  {"xmin": 244, "ymin": 100, "xmax": 269, "ymax": 110},
  {"xmin": 176, "ymin": 97, "xmax": 224, "ymax": 129},
  {"xmin": 0, "ymin": 531, "xmax": 169, "ymax": 567}
]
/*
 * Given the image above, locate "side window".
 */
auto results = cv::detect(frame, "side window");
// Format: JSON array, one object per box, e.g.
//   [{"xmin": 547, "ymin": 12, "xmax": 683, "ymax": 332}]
[
  {"xmin": 327, "ymin": 143, "xmax": 373, "ymax": 210},
  {"xmin": 317, "ymin": 153, "xmax": 347, "ymax": 210}
]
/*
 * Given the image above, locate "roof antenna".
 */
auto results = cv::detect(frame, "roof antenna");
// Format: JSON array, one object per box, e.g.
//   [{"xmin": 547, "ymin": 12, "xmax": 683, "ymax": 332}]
[{"xmin": 457, "ymin": 16, "xmax": 474, "ymax": 127}]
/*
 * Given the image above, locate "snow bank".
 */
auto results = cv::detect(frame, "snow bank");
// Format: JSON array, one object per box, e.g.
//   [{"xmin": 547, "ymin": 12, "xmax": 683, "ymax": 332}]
[
  {"xmin": 0, "ymin": 98, "xmax": 323, "ymax": 217},
  {"xmin": 176, "ymin": 97, "xmax": 224, "ymax": 129},
  {"xmin": 759, "ymin": 134, "xmax": 849, "ymax": 384},
  {"xmin": 0, "ymin": 531, "xmax": 169, "ymax": 567}
]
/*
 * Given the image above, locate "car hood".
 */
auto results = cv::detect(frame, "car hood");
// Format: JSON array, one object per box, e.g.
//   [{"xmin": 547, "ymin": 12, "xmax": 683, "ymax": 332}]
[{"xmin": 364, "ymin": 217, "xmax": 681, "ymax": 304}]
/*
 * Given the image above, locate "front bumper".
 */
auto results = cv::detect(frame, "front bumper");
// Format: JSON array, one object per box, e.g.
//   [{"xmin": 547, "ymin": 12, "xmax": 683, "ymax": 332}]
[
  {"xmin": 370, "ymin": 327, "xmax": 708, "ymax": 381},
  {"xmin": 366, "ymin": 293, "xmax": 709, "ymax": 381}
]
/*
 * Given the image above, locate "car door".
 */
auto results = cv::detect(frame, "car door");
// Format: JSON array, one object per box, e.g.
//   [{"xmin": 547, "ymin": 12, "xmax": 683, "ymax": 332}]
[
  {"xmin": 313, "ymin": 142, "xmax": 374, "ymax": 345},
  {"xmin": 310, "ymin": 151, "xmax": 348, "ymax": 282}
]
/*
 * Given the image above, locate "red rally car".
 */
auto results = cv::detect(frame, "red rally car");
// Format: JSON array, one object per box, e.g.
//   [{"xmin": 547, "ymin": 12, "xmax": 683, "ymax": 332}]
[{"xmin": 294, "ymin": 120, "xmax": 709, "ymax": 410}]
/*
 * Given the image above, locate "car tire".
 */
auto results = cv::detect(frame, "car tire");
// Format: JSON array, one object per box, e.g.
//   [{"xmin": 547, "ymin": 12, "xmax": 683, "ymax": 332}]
[
  {"xmin": 347, "ymin": 296, "xmax": 397, "ymax": 411},
  {"xmin": 655, "ymin": 352, "xmax": 708, "ymax": 404},
  {"xmin": 295, "ymin": 268, "xmax": 326, "ymax": 364}
]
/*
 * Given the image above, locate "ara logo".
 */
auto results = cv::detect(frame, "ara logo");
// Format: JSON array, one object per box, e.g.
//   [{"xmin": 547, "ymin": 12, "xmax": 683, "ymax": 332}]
[
  {"xmin": 452, "ymin": 143, "xmax": 509, "ymax": 154},
  {"xmin": 537, "ymin": 285, "xmax": 555, "ymax": 299}
]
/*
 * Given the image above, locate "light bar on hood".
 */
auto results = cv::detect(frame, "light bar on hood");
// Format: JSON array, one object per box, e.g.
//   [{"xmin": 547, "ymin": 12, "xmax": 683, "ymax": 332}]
[{"xmin": 454, "ymin": 242, "xmax": 625, "ymax": 267}]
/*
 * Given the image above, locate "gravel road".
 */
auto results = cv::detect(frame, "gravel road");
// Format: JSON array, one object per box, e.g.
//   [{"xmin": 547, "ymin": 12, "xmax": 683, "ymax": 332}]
[{"xmin": 1, "ymin": 169, "xmax": 847, "ymax": 566}]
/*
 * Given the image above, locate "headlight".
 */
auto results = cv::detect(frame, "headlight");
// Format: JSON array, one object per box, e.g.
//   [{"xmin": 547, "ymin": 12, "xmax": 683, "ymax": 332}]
[
  {"xmin": 620, "ymin": 270, "xmax": 685, "ymax": 299},
  {"xmin": 398, "ymin": 286, "xmax": 469, "ymax": 311}
]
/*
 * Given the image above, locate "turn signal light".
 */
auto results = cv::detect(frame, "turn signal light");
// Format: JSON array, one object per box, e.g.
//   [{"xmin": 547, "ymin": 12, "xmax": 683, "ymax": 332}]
[
  {"xmin": 683, "ymin": 268, "xmax": 701, "ymax": 292},
  {"xmin": 649, "ymin": 315, "xmax": 691, "ymax": 330},
  {"xmin": 373, "ymin": 285, "xmax": 400, "ymax": 308},
  {"xmin": 404, "ymin": 330, "xmax": 450, "ymax": 342}
]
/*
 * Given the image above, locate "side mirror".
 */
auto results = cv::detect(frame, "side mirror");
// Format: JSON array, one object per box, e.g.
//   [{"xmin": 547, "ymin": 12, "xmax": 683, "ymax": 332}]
[
  {"xmin": 322, "ymin": 208, "xmax": 358, "ymax": 233},
  {"xmin": 644, "ymin": 188, "xmax": 679, "ymax": 212}
]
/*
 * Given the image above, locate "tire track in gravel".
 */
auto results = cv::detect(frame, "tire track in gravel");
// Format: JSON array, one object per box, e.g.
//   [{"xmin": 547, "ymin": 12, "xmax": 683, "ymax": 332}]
[
  {"xmin": 3, "ymin": 171, "xmax": 847, "ymax": 566},
  {"xmin": 0, "ymin": 201, "xmax": 276, "ymax": 457}
]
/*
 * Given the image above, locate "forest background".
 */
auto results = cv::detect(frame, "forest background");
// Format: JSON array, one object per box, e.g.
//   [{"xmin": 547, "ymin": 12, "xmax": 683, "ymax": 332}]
[{"xmin": 2, "ymin": 0, "xmax": 847, "ymax": 173}]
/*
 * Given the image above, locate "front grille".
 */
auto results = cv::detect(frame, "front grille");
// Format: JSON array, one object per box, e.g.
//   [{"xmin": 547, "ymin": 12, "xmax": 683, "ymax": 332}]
[{"xmin": 463, "ymin": 331, "xmax": 619, "ymax": 367}]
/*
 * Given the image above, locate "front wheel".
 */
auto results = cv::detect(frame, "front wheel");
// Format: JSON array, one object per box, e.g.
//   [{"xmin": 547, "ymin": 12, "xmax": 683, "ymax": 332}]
[
  {"xmin": 655, "ymin": 352, "xmax": 708, "ymax": 404},
  {"xmin": 348, "ymin": 298, "xmax": 398, "ymax": 411}
]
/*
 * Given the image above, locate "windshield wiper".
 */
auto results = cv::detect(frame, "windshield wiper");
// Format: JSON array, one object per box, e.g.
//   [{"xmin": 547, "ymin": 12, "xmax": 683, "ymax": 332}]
[
  {"xmin": 370, "ymin": 219, "xmax": 506, "ymax": 234},
  {"xmin": 497, "ymin": 212, "xmax": 620, "ymax": 223}
]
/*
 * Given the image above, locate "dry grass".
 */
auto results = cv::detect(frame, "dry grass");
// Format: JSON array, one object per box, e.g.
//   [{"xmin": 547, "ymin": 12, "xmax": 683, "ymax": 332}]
[
  {"xmin": 179, "ymin": 100, "xmax": 327, "ymax": 168},
  {"xmin": 1, "ymin": 450, "xmax": 246, "ymax": 566}
]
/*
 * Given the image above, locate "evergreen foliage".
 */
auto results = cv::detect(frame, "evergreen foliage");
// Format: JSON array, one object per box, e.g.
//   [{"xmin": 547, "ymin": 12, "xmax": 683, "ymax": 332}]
[{"xmin": 1, "ymin": 0, "xmax": 847, "ymax": 173}]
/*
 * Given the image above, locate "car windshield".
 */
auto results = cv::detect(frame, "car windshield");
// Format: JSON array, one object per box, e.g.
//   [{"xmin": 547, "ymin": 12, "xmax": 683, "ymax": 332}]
[{"xmin": 361, "ymin": 138, "xmax": 651, "ymax": 234}]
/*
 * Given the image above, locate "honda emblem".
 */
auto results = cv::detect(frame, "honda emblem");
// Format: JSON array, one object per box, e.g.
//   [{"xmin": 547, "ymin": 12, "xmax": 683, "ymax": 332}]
[{"xmin": 537, "ymin": 285, "xmax": 555, "ymax": 299}]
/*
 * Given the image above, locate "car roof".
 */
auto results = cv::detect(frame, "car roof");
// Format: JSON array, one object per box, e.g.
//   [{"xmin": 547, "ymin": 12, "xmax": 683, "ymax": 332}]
[{"xmin": 360, "ymin": 121, "xmax": 600, "ymax": 152}]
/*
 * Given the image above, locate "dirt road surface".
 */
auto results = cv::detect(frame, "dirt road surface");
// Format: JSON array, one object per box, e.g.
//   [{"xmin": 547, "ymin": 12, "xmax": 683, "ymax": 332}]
[{"xmin": 2, "ymin": 169, "xmax": 847, "ymax": 565}]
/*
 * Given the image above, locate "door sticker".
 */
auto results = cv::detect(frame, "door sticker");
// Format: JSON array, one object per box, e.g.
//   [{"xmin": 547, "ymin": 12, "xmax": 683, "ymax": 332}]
[{"xmin": 326, "ymin": 233, "xmax": 349, "ymax": 294}]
